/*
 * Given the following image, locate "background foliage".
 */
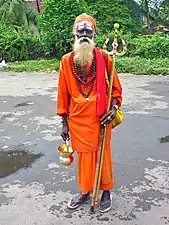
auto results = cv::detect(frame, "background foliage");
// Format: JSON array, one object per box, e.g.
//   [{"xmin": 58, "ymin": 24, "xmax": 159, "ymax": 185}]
[
  {"xmin": 96, "ymin": 31, "xmax": 169, "ymax": 59},
  {"xmin": 7, "ymin": 56, "xmax": 169, "ymax": 75},
  {"xmin": 0, "ymin": 0, "xmax": 169, "ymax": 63},
  {"xmin": 86, "ymin": 0, "xmax": 144, "ymax": 35},
  {"xmin": 128, "ymin": 32, "xmax": 169, "ymax": 59},
  {"xmin": 0, "ymin": 23, "xmax": 43, "ymax": 61},
  {"xmin": 0, "ymin": 0, "xmax": 37, "ymax": 31},
  {"xmin": 38, "ymin": 0, "xmax": 88, "ymax": 57}
]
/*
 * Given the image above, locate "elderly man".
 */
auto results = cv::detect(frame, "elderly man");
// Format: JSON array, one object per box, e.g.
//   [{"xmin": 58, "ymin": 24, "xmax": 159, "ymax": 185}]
[{"xmin": 57, "ymin": 13, "xmax": 122, "ymax": 213}]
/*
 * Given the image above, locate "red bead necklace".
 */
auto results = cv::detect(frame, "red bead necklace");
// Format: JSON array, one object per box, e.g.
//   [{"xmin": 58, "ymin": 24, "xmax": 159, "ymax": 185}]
[{"xmin": 71, "ymin": 51, "xmax": 96, "ymax": 99}]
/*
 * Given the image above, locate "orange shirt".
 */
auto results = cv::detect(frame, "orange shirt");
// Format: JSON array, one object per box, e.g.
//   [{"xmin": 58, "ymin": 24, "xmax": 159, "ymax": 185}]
[{"xmin": 57, "ymin": 48, "xmax": 122, "ymax": 152}]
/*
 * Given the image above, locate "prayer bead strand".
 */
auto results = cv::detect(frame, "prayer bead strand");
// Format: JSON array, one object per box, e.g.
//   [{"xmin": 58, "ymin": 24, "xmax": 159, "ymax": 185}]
[{"xmin": 71, "ymin": 52, "xmax": 96, "ymax": 99}]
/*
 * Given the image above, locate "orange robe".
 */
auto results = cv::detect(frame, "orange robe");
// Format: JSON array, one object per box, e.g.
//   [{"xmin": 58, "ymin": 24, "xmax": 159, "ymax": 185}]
[{"xmin": 57, "ymin": 48, "xmax": 122, "ymax": 193}]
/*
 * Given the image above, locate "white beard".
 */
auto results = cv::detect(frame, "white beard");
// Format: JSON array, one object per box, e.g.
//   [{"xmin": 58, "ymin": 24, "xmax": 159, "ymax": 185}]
[{"xmin": 73, "ymin": 37, "xmax": 95, "ymax": 67}]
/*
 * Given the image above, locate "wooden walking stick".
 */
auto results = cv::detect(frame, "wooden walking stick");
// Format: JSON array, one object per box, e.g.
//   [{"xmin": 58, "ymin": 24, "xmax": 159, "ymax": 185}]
[{"xmin": 90, "ymin": 23, "xmax": 127, "ymax": 213}]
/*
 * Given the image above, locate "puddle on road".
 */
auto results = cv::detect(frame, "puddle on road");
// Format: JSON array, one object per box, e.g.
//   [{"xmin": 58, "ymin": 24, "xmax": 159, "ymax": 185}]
[
  {"xmin": 0, "ymin": 150, "xmax": 42, "ymax": 179},
  {"xmin": 159, "ymin": 135, "xmax": 169, "ymax": 143}
]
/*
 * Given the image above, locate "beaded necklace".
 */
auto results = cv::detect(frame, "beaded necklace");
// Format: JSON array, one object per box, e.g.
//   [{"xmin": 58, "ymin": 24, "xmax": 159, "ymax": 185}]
[{"xmin": 71, "ymin": 51, "xmax": 96, "ymax": 100}]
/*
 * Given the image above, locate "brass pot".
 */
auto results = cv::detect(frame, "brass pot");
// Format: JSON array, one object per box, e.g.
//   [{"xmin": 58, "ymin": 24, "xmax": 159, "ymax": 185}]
[{"xmin": 58, "ymin": 141, "xmax": 74, "ymax": 166}]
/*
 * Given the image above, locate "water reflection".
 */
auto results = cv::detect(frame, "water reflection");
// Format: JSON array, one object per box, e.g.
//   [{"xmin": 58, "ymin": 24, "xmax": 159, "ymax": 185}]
[{"xmin": 0, "ymin": 150, "xmax": 42, "ymax": 178}]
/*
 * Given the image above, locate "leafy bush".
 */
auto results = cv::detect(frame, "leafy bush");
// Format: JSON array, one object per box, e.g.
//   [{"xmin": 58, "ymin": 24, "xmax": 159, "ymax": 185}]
[
  {"xmin": 96, "ymin": 31, "xmax": 133, "ymax": 53},
  {"xmin": 87, "ymin": 0, "xmax": 141, "ymax": 35},
  {"xmin": 96, "ymin": 31, "xmax": 169, "ymax": 59},
  {"xmin": 128, "ymin": 32, "xmax": 169, "ymax": 59},
  {"xmin": 0, "ymin": 23, "xmax": 43, "ymax": 61},
  {"xmin": 38, "ymin": 0, "xmax": 87, "ymax": 57}
]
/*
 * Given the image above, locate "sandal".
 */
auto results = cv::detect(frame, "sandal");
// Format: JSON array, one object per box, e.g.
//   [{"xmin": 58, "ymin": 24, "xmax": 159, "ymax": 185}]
[
  {"xmin": 98, "ymin": 194, "xmax": 112, "ymax": 213},
  {"xmin": 67, "ymin": 193, "xmax": 90, "ymax": 210}
]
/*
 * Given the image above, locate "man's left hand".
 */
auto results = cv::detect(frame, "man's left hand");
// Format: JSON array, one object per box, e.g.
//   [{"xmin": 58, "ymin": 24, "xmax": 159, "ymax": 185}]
[{"xmin": 100, "ymin": 106, "xmax": 117, "ymax": 127}]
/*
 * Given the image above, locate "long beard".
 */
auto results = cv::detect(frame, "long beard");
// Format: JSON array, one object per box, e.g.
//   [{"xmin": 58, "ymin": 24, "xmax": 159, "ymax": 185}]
[{"xmin": 73, "ymin": 37, "xmax": 95, "ymax": 67}]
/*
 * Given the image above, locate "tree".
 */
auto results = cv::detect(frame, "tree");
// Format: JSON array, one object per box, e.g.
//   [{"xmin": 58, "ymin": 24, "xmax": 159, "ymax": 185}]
[
  {"xmin": 124, "ymin": 0, "xmax": 145, "ymax": 34},
  {"xmin": 139, "ymin": 0, "xmax": 152, "ymax": 29},
  {"xmin": 158, "ymin": 0, "xmax": 169, "ymax": 24},
  {"xmin": 138, "ymin": 0, "xmax": 169, "ymax": 28},
  {"xmin": 86, "ymin": 0, "xmax": 142, "ymax": 34},
  {"xmin": 0, "ymin": 0, "xmax": 38, "ymax": 31},
  {"xmin": 36, "ymin": 0, "xmax": 41, "ymax": 13},
  {"xmin": 39, "ymin": 0, "xmax": 88, "ymax": 56}
]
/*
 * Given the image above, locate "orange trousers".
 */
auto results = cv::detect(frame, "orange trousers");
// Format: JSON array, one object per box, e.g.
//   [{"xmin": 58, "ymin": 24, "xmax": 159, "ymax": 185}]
[{"xmin": 77, "ymin": 149, "xmax": 114, "ymax": 194}]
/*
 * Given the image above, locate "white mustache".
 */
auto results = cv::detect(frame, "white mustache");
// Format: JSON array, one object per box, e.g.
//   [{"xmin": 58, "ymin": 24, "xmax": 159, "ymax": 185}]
[{"xmin": 78, "ymin": 37, "xmax": 91, "ymax": 44}]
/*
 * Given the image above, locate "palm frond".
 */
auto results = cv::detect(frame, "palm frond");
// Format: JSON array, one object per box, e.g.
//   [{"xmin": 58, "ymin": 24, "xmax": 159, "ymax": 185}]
[
  {"xmin": 23, "ymin": 1, "xmax": 38, "ymax": 25},
  {"xmin": 0, "ymin": 0, "xmax": 38, "ymax": 31}
]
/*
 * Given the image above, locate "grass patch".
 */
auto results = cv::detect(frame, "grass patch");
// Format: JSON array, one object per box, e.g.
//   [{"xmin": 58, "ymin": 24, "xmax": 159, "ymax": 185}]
[
  {"xmin": 7, "ymin": 59, "xmax": 60, "ymax": 72},
  {"xmin": 5, "ymin": 57, "xmax": 169, "ymax": 75},
  {"xmin": 116, "ymin": 57, "xmax": 169, "ymax": 75}
]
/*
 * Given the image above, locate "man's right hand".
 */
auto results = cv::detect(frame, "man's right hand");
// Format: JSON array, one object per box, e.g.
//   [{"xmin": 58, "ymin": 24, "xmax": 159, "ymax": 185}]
[{"xmin": 61, "ymin": 122, "xmax": 69, "ymax": 141}]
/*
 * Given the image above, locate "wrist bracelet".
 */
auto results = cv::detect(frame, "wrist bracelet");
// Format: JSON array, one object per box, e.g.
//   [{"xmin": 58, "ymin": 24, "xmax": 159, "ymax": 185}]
[
  {"xmin": 112, "ymin": 105, "xmax": 118, "ymax": 110},
  {"xmin": 61, "ymin": 115, "xmax": 68, "ymax": 123},
  {"xmin": 111, "ymin": 105, "xmax": 119, "ymax": 110}
]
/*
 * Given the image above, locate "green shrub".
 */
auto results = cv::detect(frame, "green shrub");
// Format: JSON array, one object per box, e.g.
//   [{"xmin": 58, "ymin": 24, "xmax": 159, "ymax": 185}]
[
  {"xmin": 96, "ymin": 31, "xmax": 169, "ymax": 59},
  {"xmin": 38, "ymin": 0, "xmax": 87, "ymax": 57},
  {"xmin": 96, "ymin": 31, "xmax": 133, "ymax": 54},
  {"xmin": 128, "ymin": 32, "xmax": 169, "ymax": 59},
  {"xmin": 0, "ymin": 23, "xmax": 43, "ymax": 62}
]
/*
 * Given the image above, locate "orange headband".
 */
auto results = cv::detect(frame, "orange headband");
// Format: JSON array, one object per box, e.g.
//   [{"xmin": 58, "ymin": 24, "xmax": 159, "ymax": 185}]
[{"xmin": 73, "ymin": 13, "xmax": 96, "ymax": 33}]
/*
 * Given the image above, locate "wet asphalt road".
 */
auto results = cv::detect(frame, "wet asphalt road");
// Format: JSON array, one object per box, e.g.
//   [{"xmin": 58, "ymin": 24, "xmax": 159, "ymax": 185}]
[{"xmin": 0, "ymin": 72, "xmax": 169, "ymax": 225}]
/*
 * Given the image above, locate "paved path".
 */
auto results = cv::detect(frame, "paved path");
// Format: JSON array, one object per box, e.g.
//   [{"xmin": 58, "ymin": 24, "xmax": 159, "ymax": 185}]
[{"xmin": 0, "ymin": 72, "xmax": 169, "ymax": 225}]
